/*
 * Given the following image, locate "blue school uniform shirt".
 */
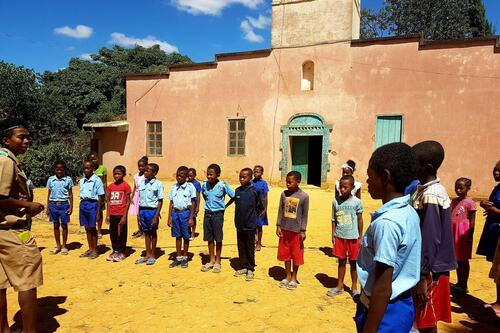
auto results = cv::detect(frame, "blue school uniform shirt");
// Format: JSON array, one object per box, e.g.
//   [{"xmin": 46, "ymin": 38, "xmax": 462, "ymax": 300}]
[
  {"xmin": 79, "ymin": 174, "xmax": 104, "ymax": 200},
  {"xmin": 168, "ymin": 182, "xmax": 196, "ymax": 210},
  {"xmin": 46, "ymin": 175, "xmax": 73, "ymax": 201},
  {"xmin": 332, "ymin": 196, "xmax": 363, "ymax": 240},
  {"xmin": 190, "ymin": 179, "xmax": 202, "ymax": 206},
  {"xmin": 139, "ymin": 178, "xmax": 164, "ymax": 208},
  {"xmin": 201, "ymin": 180, "xmax": 235, "ymax": 212},
  {"xmin": 357, "ymin": 195, "xmax": 421, "ymax": 300}
]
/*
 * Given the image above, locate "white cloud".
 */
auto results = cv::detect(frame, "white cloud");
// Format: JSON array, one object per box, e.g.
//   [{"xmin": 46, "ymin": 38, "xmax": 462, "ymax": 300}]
[
  {"xmin": 109, "ymin": 33, "xmax": 179, "ymax": 54},
  {"xmin": 171, "ymin": 0, "xmax": 263, "ymax": 15},
  {"xmin": 54, "ymin": 25, "xmax": 93, "ymax": 39},
  {"xmin": 79, "ymin": 53, "xmax": 93, "ymax": 61},
  {"xmin": 240, "ymin": 14, "xmax": 270, "ymax": 43},
  {"xmin": 66, "ymin": 46, "xmax": 76, "ymax": 51}
]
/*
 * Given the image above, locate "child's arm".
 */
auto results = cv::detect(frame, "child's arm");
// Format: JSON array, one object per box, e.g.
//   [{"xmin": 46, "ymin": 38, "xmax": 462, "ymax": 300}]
[
  {"xmin": 153, "ymin": 199, "xmax": 163, "ymax": 227},
  {"xmin": 300, "ymin": 194, "xmax": 309, "ymax": 241},
  {"xmin": 122, "ymin": 191, "xmax": 131, "ymax": 225},
  {"xmin": 195, "ymin": 190, "xmax": 201, "ymax": 214},
  {"xmin": 331, "ymin": 199, "xmax": 337, "ymax": 244},
  {"xmin": 131, "ymin": 183, "xmax": 136, "ymax": 201},
  {"xmin": 225, "ymin": 196, "xmax": 235, "ymax": 208},
  {"xmin": 468, "ymin": 210, "xmax": 476, "ymax": 241},
  {"xmin": 261, "ymin": 192, "xmax": 268, "ymax": 218},
  {"xmin": 67, "ymin": 188, "xmax": 73, "ymax": 215},
  {"xmin": 357, "ymin": 213, "xmax": 363, "ymax": 242},
  {"xmin": 167, "ymin": 200, "xmax": 173, "ymax": 227},
  {"xmin": 276, "ymin": 193, "xmax": 284, "ymax": 237},
  {"xmin": 46, "ymin": 189, "xmax": 51, "ymax": 214},
  {"xmin": 104, "ymin": 190, "xmax": 110, "ymax": 224},
  {"xmin": 363, "ymin": 262, "xmax": 394, "ymax": 333},
  {"xmin": 189, "ymin": 198, "xmax": 195, "ymax": 227}
]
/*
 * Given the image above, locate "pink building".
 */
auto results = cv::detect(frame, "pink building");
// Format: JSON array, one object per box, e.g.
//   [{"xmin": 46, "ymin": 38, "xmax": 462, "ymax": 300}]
[{"xmin": 84, "ymin": 0, "xmax": 500, "ymax": 196}]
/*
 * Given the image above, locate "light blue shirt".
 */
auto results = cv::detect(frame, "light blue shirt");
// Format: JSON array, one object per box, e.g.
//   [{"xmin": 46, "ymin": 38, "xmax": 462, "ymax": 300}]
[
  {"xmin": 201, "ymin": 180, "xmax": 235, "ymax": 212},
  {"xmin": 79, "ymin": 174, "xmax": 104, "ymax": 200},
  {"xmin": 332, "ymin": 196, "xmax": 363, "ymax": 240},
  {"xmin": 139, "ymin": 178, "xmax": 164, "ymax": 208},
  {"xmin": 357, "ymin": 195, "xmax": 421, "ymax": 300},
  {"xmin": 168, "ymin": 182, "xmax": 196, "ymax": 210},
  {"xmin": 46, "ymin": 175, "xmax": 73, "ymax": 201}
]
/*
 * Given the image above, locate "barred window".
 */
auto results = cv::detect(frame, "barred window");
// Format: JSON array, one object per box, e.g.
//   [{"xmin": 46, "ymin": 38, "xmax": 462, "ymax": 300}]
[
  {"xmin": 228, "ymin": 119, "xmax": 245, "ymax": 156},
  {"xmin": 147, "ymin": 121, "xmax": 162, "ymax": 156}
]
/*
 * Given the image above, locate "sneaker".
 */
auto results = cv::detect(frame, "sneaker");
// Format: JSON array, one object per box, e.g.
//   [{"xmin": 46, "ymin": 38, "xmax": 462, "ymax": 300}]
[
  {"xmin": 107, "ymin": 252, "xmax": 118, "ymax": 262},
  {"xmin": 180, "ymin": 259, "xmax": 188, "ymax": 268},
  {"xmin": 201, "ymin": 262, "xmax": 214, "ymax": 272},
  {"xmin": 212, "ymin": 263, "xmax": 222, "ymax": 273},
  {"xmin": 189, "ymin": 236, "xmax": 195, "ymax": 241},
  {"xmin": 234, "ymin": 269, "xmax": 248, "ymax": 277},
  {"xmin": 169, "ymin": 259, "xmax": 181, "ymax": 268},
  {"xmin": 79, "ymin": 250, "xmax": 91, "ymax": 258},
  {"xmin": 245, "ymin": 271, "xmax": 255, "ymax": 281},
  {"xmin": 87, "ymin": 252, "xmax": 99, "ymax": 260},
  {"xmin": 326, "ymin": 287, "xmax": 344, "ymax": 297},
  {"xmin": 113, "ymin": 253, "xmax": 125, "ymax": 262}
]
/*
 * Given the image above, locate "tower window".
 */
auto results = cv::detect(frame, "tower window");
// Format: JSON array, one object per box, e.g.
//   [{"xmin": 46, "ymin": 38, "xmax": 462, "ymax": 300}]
[{"xmin": 301, "ymin": 61, "xmax": 314, "ymax": 91}]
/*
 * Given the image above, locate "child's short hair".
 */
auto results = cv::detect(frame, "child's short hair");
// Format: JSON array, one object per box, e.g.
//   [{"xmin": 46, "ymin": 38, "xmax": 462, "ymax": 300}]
[
  {"xmin": 53, "ymin": 160, "xmax": 67, "ymax": 169},
  {"xmin": 287, "ymin": 170, "xmax": 302, "ymax": 181},
  {"xmin": 113, "ymin": 165, "xmax": 126, "ymax": 174},
  {"xmin": 82, "ymin": 158, "xmax": 94, "ymax": 168},
  {"xmin": 370, "ymin": 142, "xmax": 417, "ymax": 194},
  {"xmin": 148, "ymin": 163, "xmax": 160, "ymax": 174},
  {"xmin": 340, "ymin": 174, "xmax": 355, "ymax": 185},
  {"xmin": 456, "ymin": 177, "xmax": 472, "ymax": 188},
  {"xmin": 345, "ymin": 160, "xmax": 356, "ymax": 172},
  {"xmin": 207, "ymin": 163, "xmax": 221, "ymax": 176},
  {"xmin": 87, "ymin": 151, "xmax": 98, "ymax": 159},
  {"xmin": 254, "ymin": 165, "xmax": 264, "ymax": 172},
  {"xmin": 138, "ymin": 156, "xmax": 148, "ymax": 164},
  {"xmin": 241, "ymin": 167, "xmax": 253, "ymax": 176},
  {"xmin": 412, "ymin": 141, "xmax": 445, "ymax": 175},
  {"xmin": 188, "ymin": 167, "xmax": 197, "ymax": 175},
  {"xmin": 177, "ymin": 166, "xmax": 189, "ymax": 173},
  {"xmin": 0, "ymin": 118, "xmax": 29, "ymax": 145}
]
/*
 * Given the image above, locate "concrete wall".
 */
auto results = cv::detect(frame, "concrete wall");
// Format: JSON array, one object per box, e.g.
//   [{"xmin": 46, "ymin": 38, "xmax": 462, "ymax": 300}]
[
  {"xmin": 98, "ymin": 38, "xmax": 500, "ymax": 197},
  {"xmin": 272, "ymin": 0, "xmax": 361, "ymax": 48}
]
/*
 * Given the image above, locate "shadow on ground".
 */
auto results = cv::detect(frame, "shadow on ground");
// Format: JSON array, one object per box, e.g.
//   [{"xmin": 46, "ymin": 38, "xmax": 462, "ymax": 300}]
[
  {"xmin": 11, "ymin": 296, "xmax": 67, "ymax": 333},
  {"xmin": 451, "ymin": 293, "xmax": 500, "ymax": 332}
]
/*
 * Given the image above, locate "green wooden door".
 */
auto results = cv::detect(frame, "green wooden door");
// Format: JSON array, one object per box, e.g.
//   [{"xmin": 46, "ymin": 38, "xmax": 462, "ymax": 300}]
[
  {"xmin": 292, "ymin": 137, "xmax": 309, "ymax": 181},
  {"xmin": 375, "ymin": 116, "xmax": 402, "ymax": 148}
]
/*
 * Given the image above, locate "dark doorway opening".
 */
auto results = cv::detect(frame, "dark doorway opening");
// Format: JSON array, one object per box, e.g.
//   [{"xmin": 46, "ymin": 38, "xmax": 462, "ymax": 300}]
[{"xmin": 291, "ymin": 136, "xmax": 323, "ymax": 187}]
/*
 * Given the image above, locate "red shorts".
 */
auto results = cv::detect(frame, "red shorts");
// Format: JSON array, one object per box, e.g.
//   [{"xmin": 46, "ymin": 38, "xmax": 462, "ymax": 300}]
[
  {"xmin": 332, "ymin": 237, "xmax": 359, "ymax": 260},
  {"xmin": 277, "ymin": 229, "xmax": 304, "ymax": 265},
  {"xmin": 415, "ymin": 274, "xmax": 452, "ymax": 329}
]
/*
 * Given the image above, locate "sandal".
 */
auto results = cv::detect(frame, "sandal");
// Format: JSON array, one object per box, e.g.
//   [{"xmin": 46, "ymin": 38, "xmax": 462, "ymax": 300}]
[
  {"xmin": 287, "ymin": 281, "xmax": 298, "ymax": 290},
  {"xmin": 50, "ymin": 248, "xmax": 61, "ymax": 255},
  {"xmin": 79, "ymin": 250, "xmax": 91, "ymax": 258},
  {"xmin": 201, "ymin": 262, "xmax": 214, "ymax": 272},
  {"xmin": 146, "ymin": 258, "xmax": 156, "ymax": 265},
  {"xmin": 60, "ymin": 247, "xmax": 69, "ymax": 255},
  {"xmin": 279, "ymin": 279, "xmax": 290, "ymax": 288},
  {"xmin": 212, "ymin": 263, "xmax": 222, "ymax": 273},
  {"xmin": 135, "ymin": 257, "xmax": 146, "ymax": 264},
  {"xmin": 327, "ymin": 287, "xmax": 344, "ymax": 297}
]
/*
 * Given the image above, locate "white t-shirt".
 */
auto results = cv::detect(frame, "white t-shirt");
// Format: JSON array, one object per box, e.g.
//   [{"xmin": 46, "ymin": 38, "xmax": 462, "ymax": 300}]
[{"xmin": 335, "ymin": 180, "xmax": 362, "ymax": 196}]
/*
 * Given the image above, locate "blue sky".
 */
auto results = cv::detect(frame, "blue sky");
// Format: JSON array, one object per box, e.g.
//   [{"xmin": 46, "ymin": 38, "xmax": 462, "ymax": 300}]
[{"xmin": 1, "ymin": 0, "xmax": 499, "ymax": 73}]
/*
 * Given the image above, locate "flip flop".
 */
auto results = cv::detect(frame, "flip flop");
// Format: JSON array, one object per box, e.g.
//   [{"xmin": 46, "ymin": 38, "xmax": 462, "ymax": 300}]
[
  {"xmin": 212, "ymin": 263, "xmax": 222, "ymax": 273},
  {"xmin": 135, "ymin": 257, "xmax": 146, "ymax": 264},
  {"xmin": 327, "ymin": 287, "xmax": 344, "ymax": 297},
  {"xmin": 49, "ymin": 248, "xmax": 61, "ymax": 255},
  {"xmin": 146, "ymin": 258, "xmax": 156, "ymax": 265},
  {"xmin": 60, "ymin": 248, "xmax": 69, "ymax": 255},
  {"xmin": 201, "ymin": 263, "xmax": 214, "ymax": 272},
  {"xmin": 287, "ymin": 281, "xmax": 298, "ymax": 290},
  {"xmin": 279, "ymin": 279, "xmax": 290, "ymax": 288}
]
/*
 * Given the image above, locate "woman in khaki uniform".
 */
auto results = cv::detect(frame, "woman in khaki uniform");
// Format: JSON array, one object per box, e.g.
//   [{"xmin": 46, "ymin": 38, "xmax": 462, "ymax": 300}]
[{"xmin": 0, "ymin": 119, "xmax": 44, "ymax": 333}]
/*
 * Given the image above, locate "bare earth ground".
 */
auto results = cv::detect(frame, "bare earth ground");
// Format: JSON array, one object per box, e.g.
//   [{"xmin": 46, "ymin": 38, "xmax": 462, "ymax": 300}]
[{"xmin": 6, "ymin": 183, "xmax": 499, "ymax": 332}]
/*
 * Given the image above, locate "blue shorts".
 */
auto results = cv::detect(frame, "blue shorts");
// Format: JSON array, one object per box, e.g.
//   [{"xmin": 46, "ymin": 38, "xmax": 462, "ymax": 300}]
[
  {"xmin": 79, "ymin": 200, "xmax": 98, "ymax": 229},
  {"xmin": 171, "ymin": 210, "xmax": 191, "ymax": 240},
  {"xmin": 257, "ymin": 215, "xmax": 268, "ymax": 227},
  {"xmin": 355, "ymin": 292, "xmax": 414, "ymax": 333},
  {"xmin": 48, "ymin": 201, "xmax": 70, "ymax": 224},
  {"xmin": 139, "ymin": 208, "xmax": 158, "ymax": 233}
]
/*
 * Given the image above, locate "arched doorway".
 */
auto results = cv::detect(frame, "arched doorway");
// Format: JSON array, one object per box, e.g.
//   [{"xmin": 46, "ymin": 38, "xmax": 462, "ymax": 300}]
[{"xmin": 279, "ymin": 113, "xmax": 332, "ymax": 187}]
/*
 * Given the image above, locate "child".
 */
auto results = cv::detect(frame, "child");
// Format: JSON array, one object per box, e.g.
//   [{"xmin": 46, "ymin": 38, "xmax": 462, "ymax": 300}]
[
  {"xmin": 46, "ymin": 160, "xmax": 74, "ymax": 255},
  {"xmin": 187, "ymin": 167, "xmax": 202, "ymax": 241},
  {"xmin": 135, "ymin": 163, "xmax": 163, "ymax": 265},
  {"xmin": 131, "ymin": 156, "xmax": 148, "ymax": 238},
  {"xmin": 0, "ymin": 119, "xmax": 44, "ymax": 332},
  {"xmin": 251, "ymin": 165, "xmax": 269, "ymax": 251},
  {"xmin": 335, "ymin": 160, "xmax": 362, "ymax": 199},
  {"xmin": 200, "ymin": 163, "xmax": 234, "ymax": 273},
  {"xmin": 79, "ymin": 159, "xmax": 105, "ymax": 259},
  {"xmin": 411, "ymin": 141, "xmax": 457, "ymax": 333},
  {"xmin": 450, "ymin": 177, "xmax": 476, "ymax": 294},
  {"xmin": 88, "ymin": 151, "xmax": 107, "ymax": 239},
  {"xmin": 355, "ymin": 142, "xmax": 421, "ymax": 333},
  {"xmin": 105, "ymin": 165, "xmax": 132, "ymax": 262},
  {"xmin": 328, "ymin": 174, "xmax": 363, "ymax": 297},
  {"xmin": 478, "ymin": 160, "xmax": 500, "ymax": 316},
  {"xmin": 276, "ymin": 171, "xmax": 309, "ymax": 290},
  {"xmin": 167, "ymin": 166, "xmax": 196, "ymax": 268},
  {"xmin": 227, "ymin": 168, "xmax": 264, "ymax": 281}
]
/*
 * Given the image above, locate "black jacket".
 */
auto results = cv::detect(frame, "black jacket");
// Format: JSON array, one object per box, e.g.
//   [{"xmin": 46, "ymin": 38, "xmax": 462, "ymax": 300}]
[{"xmin": 234, "ymin": 184, "xmax": 264, "ymax": 231}]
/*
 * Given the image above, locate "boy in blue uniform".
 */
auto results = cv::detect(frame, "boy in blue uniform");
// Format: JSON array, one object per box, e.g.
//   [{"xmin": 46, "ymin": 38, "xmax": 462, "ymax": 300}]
[
  {"xmin": 251, "ymin": 165, "xmax": 269, "ymax": 251},
  {"xmin": 46, "ymin": 160, "xmax": 73, "ymax": 255},
  {"xmin": 79, "ymin": 159, "xmax": 105, "ymax": 259},
  {"xmin": 227, "ymin": 168, "xmax": 264, "ymax": 281},
  {"xmin": 200, "ymin": 163, "xmax": 234, "ymax": 273},
  {"xmin": 168, "ymin": 166, "xmax": 196, "ymax": 268},
  {"xmin": 355, "ymin": 143, "xmax": 421, "ymax": 333},
  {"xmin": 187, "ymin": 168, "xmax": 202, "ymax": 241},
  {"xmin": 136, "ymin": 163, "xmax": 163, "ymax": 265}
]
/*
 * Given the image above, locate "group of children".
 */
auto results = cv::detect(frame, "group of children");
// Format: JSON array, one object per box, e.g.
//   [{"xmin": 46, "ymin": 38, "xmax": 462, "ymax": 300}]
[{"xmin": 43, "ymin": 143, "xmax": 500, "ymax": 333}]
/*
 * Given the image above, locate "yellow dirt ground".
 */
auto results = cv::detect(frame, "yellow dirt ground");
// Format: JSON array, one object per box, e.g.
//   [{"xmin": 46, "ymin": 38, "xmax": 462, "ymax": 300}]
[{"xmin": 5, "ymin": 183, "xmax": 499, "ymax": 332}]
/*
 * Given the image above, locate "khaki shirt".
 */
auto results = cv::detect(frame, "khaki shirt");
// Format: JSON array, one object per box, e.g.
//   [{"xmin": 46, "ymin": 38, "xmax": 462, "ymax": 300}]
[{"xmin": 0, "ymin": 148, "xmax": 31, "ymax": 228}]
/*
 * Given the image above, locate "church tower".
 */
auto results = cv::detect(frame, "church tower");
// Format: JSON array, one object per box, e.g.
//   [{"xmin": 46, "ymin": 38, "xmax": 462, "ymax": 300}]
[{"xmin": 271, "ymin": 0, "xmax": 361, "ymax": 48}]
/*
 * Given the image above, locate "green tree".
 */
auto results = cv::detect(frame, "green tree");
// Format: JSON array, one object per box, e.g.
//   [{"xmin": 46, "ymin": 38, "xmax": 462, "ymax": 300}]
[{"xmin": 360, "ymin": 0, "xmax": 493, "ymax": 40}]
